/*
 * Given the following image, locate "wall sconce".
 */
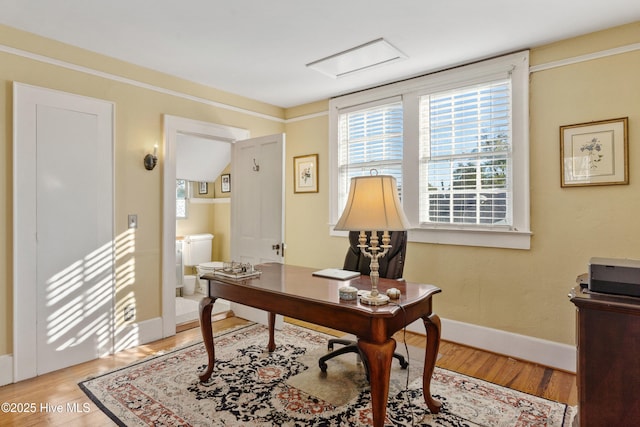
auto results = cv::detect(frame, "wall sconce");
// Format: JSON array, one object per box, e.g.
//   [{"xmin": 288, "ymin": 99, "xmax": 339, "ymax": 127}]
[{"xmin": 144, "ymin": 144, "xmax": 158, "ymax": 171}]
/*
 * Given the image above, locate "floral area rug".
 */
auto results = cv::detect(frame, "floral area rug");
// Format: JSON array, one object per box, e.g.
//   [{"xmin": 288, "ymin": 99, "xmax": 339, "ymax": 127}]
[{"xmin": 79, "ymin": 323, "xmax": 576, "ymax": 426}]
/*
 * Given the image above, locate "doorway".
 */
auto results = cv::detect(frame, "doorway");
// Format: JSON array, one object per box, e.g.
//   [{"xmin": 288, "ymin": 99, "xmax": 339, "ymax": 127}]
[
  {"xmin": 162, "ymin": 116, "xmax": 250, "ymax": 337},
  {"xmin": 174, "ymin": 134, "xmax": 233, "ymax": 326},
  {"xmin": 162, "ymin": 116, "xmax": 286, "ymax": 335}
]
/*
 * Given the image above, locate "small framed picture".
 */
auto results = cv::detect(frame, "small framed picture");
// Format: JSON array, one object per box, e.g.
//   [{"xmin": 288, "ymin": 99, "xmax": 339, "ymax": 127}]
[
  {"xmin": 198, "ymin": 182, "xmax": 208, "ymax": 194},
  {"xmin": 560, "ymin": 117, "xmax": 628, "ymax": 187},
  {"xmin": 294, "ymin": 154, "xmax": 318, "ymax": 193},
  {"xmin": 221, "ymin": 174, "xmax": 231, "ymax": 193}
]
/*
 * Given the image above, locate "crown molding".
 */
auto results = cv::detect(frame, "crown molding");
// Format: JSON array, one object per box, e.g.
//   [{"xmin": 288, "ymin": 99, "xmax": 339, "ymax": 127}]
[
  {"xmin": 0, "ymin": 44, "xmax": 285, "ymax": 123},
  {"xmin": 6, "ymin": 41, "xmax": 638, "ymax": 126},
  {"xmin": 529, "ymin": 42, "xmax": 640, "ymax": 73}
]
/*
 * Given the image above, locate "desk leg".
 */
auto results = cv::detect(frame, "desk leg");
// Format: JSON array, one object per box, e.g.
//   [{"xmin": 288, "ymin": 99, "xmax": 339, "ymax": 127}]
[
  {"xmin": 422, "ymin": 313, "xmax": 442, "ymax": 414},
  {"xmin": 267, "ymin": 312, "xmax": 276, "ymax": 352},
  {"xmin": 198, "ymin": 296, "xmax": 216, "ymax": 382},
  {"xmin": 358, "ymin": 338, "xmax": 395, "ymax": 427}
]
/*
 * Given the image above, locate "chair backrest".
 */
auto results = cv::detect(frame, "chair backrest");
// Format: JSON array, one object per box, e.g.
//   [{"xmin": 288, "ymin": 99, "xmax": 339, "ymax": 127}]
[{"xmin": 343, "ymin": 231, "xmax": 407, "ymax": 279}]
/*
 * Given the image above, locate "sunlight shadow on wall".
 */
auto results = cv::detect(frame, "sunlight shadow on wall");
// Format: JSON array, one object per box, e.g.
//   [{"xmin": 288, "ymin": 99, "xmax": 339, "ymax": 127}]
[
  {"xmin": 41, "ymin": 226, "xmax": 146, "ymax": 365},
  {"xmin": 114, "ymin": 228, "xmax": 140, "ymax": 352}
]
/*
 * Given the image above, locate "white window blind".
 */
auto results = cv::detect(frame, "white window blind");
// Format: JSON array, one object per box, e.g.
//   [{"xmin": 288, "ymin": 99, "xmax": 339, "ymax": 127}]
[
  {"xmin": 419, "ymin": 80, "xmax": 512, "ymax": 226},
  {"xmin": 337, "ymin": 100, "xmax": 403, "ymax": 211},
  {"xmin": 329, "ymin": 51, "xmax": 530, "ymax": 249}
]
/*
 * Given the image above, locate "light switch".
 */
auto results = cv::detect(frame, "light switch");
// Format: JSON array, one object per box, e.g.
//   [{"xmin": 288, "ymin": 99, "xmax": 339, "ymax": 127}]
[{"xmin": 128, "ymin": 214, "xmax": 138, "ymax": 229}]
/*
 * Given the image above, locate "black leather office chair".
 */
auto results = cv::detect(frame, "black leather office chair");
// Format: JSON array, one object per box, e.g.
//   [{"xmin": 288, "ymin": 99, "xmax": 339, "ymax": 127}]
[{"xmin": 318, "ymin": 230, "xmax": 409, "ymax": 377}]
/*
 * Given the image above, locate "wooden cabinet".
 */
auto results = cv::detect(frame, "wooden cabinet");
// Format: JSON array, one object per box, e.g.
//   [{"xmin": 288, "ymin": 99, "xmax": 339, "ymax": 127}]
[{"xmin": 569, "ymin": 286, "xmax": 640, "ymax": 427}]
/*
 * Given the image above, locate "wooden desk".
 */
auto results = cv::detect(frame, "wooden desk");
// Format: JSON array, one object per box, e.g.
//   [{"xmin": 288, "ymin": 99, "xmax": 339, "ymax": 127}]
[
  {"xmin": 199, "ymin": 263, "xmax": 442, "ymax": 427},
  {"xmin": 569, "ymin": 286, "xmax": 640, "ymax": 426}
]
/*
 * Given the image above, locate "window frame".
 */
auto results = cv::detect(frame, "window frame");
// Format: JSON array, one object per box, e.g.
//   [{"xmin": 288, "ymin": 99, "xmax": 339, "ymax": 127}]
[{"xmin": 329, "ymin": 51, "xmax": 531, "ymax": 249}]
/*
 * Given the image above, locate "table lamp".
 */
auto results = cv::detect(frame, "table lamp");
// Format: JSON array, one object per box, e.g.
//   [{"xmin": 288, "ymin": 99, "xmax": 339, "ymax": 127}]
[{"xmin": 334, "ymin": 173, "xmax": 409, "ymax": 305}]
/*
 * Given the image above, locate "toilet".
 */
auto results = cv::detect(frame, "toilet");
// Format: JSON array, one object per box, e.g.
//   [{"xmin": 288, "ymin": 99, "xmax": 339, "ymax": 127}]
[
  {"xmin": 182, "ymin": 233, "xmax": 223, "ymax": 293},
  {"xmin": 182, "ymin": 274, "xmax": 196, "ymax": 296}
]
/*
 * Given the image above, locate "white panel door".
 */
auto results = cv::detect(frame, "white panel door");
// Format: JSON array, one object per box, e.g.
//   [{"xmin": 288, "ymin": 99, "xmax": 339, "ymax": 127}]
[
  {"xmin": 230, "ymin": 134, "xmax": 285, "ymax": 326},
  {"xmin": 13, "ymin": 83, "xmax": 114, "ymax": 379},
  {"xmin": 231, "ymin": 134, "xmax": 285, "ymax": 264}
]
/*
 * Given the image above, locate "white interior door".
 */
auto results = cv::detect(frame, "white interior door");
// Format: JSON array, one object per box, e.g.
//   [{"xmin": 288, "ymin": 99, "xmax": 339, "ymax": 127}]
[
  {"xmin": 231, "ymin": 133, "xmax": 285, "ymax": 264},
  {"xmin": 230, "ymin": 133, "xmax": 285, "ymax": 326},
  {"xmin": 13, "ymin": 83, "xmax": 114, "ymax": 379}
]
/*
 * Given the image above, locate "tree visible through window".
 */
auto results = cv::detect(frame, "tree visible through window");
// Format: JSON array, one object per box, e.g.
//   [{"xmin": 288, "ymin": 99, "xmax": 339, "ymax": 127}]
[{"xmin": 420, "ymin": 81, "xmax": 511, "ymax": 226}]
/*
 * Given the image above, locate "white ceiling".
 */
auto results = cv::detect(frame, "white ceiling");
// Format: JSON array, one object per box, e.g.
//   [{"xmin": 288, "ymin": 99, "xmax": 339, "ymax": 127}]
[
  {"xmin": 1, "ymin": 0, "xmax": 639, "ymax": 108},
  {"xmin": 176, "ymin": 134, "xmax": 230, "ymax": 182}
]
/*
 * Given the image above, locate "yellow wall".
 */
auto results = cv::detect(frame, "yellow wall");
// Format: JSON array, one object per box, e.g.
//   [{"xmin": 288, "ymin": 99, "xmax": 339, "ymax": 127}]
[
  {"xmin": 283, "ymin": 22, "xmax": 640, "ymax": 346},
  {"xmin": 176, "ymin": 177, "xmax": 231, "ymax": 263},
  {"xmin": 211, "ymin": 165, "xmax": 232, "ymax": 262},
  {"xmin": 0, "ymin": 25, "xmax": 284, "ymax": 355},
  {"xmin": 2, "ymin": 21, "xmax": 639, "ymax": 360}
]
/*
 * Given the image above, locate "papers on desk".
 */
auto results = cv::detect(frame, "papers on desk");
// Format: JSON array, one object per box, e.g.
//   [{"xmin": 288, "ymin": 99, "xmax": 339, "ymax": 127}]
[
  {"xmin": 212, "ymin": 268, "xmax": 261, "ymax": 280},
  {"xmin": 312, "ymin": 268, "xmax": 360, "ymax": 280}
]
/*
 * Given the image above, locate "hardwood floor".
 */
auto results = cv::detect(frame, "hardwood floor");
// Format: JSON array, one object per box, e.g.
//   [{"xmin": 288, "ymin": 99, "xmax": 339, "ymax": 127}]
[
  {"xmin": 288, "ymin": 317, "xmax": 578, "ymax": 407},
  {"xmin": 0, "ymin": 315, "xmax": 576, "ymax": 426}
]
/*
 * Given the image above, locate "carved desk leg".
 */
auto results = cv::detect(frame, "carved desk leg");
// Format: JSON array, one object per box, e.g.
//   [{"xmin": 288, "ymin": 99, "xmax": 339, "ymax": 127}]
[
  {"xmin": 358, "ymin": 338, "xmax": 395, "ymax": 427},
  {"xmin": 267, "ymin": 312, "xmax": 276, "ymax": 352},
  {"xmin": 198, "ymin": 296, "xmax": 216, "ymax": 382},
  {"xmin": 422, "ymin": 313, "xmax": 442, "ymax": 414}
]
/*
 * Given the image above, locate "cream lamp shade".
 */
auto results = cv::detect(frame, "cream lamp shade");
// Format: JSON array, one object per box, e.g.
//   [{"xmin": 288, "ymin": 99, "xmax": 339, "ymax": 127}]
[{"xmin": 334, "ymin": 175, "xmax": 409, "ymax": 231}]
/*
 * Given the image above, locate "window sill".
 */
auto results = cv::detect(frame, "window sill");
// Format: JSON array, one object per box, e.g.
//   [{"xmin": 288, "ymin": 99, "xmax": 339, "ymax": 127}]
[{"xmin": 329, "ymin": 225, "xmax": 531, "ymax": 250}]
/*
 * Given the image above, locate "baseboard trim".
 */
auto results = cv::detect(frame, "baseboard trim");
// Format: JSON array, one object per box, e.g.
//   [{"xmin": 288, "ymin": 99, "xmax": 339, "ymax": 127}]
[
  {"xmin": 114, "ymin": 317, "xmax": 164, "ymax": 353},
  {"xmin": 407, "ymin": 317, "xmax": 576, "ymax": 373},
  {"xmin": 0, "ymin": 318, "xmax": 165, "ymax": 385},
  {"xmin": 230, "ymin": 303, "xmax": 285, "ymax": 330},
  {"xmin": 2, "ymin": 315, "xmax": 576, "ymax": 386},
  {"xmin": 0, "ymin": 354, "xmax": 13, "ymax": 386}
]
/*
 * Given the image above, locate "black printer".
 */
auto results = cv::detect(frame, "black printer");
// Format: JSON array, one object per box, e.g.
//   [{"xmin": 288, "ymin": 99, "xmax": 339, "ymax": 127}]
[{"xmin": 589, "ymin": 257, "xmax": 640, "ymax": 298}]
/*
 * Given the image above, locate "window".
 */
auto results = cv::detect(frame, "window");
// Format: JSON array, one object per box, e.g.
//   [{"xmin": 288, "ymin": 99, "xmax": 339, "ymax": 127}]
[
  {"xmin": 329, "ymin": 51, "xmax": 530, "ymax": 249},
  {"xmin": 337, "ymin": 99, "xmax": 403, "ymax": 210},
  {"xmin": 420, "ymin": 81, "xmax": 511, "ymax": 226},
  {"xmin": 176, "ymin": 179, "xmax": 188, "ymax": 219}
]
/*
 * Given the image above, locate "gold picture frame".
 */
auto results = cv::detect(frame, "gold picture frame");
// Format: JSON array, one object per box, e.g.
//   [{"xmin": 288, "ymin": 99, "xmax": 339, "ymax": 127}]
[
  {"xmin": 560, "ymin": 117, "xmax": 628, "ymax": 187},
  {"xmin": 294, "ymin": 154, "xmax": 318, "ymax": 193}
]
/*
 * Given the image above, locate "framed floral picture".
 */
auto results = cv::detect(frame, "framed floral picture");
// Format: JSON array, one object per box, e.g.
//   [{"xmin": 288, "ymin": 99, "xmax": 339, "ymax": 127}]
[
  {"xmin": 294, "ymin": 154, "xmax": 318, "ymax": 193},
  {"xmin": 560, "ymin": 117, "xmax": 628, "ymax": 187}
]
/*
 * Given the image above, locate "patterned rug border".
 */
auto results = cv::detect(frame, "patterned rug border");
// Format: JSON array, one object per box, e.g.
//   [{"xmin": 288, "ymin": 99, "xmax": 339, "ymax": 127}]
[
  {"xmin": 78, "ymin": 322, "xmax": 260, "ymax": 426},
  {"xmin": 78, "ymin": 322, "xmax": 576, "ymax": 426},
  {"xmin": 81, "ymin": 322, "xmax": 257, "ymax": 381}
]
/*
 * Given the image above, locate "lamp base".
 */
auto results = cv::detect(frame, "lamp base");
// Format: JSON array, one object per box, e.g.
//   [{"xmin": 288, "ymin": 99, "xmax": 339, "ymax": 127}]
[{"xmin": 359, "ymin": 290, "xmax": 390, "ymax": 306}]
